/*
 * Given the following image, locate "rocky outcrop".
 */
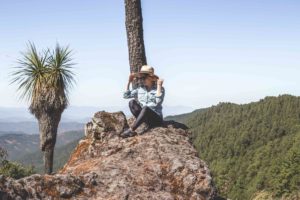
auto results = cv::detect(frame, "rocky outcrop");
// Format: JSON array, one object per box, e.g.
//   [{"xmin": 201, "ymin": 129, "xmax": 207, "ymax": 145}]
[{"xmin": 0, "ymin": 111, "xmax": 216, "ymax": 200}]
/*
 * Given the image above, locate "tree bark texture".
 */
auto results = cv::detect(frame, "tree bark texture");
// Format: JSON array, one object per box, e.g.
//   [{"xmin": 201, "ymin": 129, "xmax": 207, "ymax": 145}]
[
  {"xmin": 125, "ymin": 0, "xmax": 147, "ymax": 89},
  {"xmin": 38, "ymin": 111, "xmax": 61, "ymax": 174}
]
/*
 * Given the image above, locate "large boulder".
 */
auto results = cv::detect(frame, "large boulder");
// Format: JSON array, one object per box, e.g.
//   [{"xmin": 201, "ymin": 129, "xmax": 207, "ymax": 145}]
[{"xmin": 0, "ymin": 111, "xmax": 216, "ymax": 200}]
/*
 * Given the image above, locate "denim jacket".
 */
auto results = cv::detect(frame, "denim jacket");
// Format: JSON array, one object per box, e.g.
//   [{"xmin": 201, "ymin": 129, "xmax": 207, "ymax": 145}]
[{"xmin": 123, "ymin": 85, "xmax": 165, "ymax": 118}]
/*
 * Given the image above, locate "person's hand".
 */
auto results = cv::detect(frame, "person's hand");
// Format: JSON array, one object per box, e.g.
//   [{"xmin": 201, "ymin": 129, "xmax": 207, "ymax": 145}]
[
  {"xmin": 128, "ymin": 73, "xmax": 136, "ymax": 82},
  {"xmin": 157, "ymin": 78, "xmax": 164, "ymax": 86}
]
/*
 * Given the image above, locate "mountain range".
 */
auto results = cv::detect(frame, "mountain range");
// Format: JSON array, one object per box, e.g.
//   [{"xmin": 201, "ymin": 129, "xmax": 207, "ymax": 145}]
[
  {"xmin": 0, "ymin": 105, "xmax": 194, "ymax": 123},
  {"xmin": 0, "ymin": 130, "xmax": 84, "ymax": 161},
  {"xmin": 2, "ymin": 94, "xmax": 299, "ymax": 199},
  {"xmin": 0, "ymin": 121, "xmax": 84, "ymax": 135}
]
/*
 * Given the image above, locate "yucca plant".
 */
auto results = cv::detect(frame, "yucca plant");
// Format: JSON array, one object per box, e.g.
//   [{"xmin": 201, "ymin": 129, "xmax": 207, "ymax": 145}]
[{"xmin": 10, "ymin": 42, "xmax": 76, "ymax": 174}]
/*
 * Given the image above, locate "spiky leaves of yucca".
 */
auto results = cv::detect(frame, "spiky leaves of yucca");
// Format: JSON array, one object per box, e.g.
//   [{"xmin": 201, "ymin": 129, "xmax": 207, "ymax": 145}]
[{"xmin": 10, "ymin": 42, "xmax": 76, "ymax": 174}]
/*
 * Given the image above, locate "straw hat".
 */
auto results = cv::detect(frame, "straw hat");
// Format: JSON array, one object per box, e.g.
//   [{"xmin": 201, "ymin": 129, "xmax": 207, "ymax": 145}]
[{"xmin": 135, "ymin": 65, "xmax": 159, "ymax": 79}]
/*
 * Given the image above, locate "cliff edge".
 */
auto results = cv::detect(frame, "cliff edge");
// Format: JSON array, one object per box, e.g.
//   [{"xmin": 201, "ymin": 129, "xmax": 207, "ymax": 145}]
[{"xmin": 0, "ymin": 111, "xmax": 216, "ymax": 200}]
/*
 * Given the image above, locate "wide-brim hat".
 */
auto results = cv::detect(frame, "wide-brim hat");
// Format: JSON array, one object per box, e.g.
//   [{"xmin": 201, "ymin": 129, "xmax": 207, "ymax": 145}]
[{"xmin": 135, "ymin": 65, "xmax": 159, "ymax": 79}]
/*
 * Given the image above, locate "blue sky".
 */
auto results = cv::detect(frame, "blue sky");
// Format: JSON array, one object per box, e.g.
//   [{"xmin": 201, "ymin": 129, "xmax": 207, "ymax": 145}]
[{"xmin": 0, "ymin": 0, "xmax": 299, "ymax": 110}]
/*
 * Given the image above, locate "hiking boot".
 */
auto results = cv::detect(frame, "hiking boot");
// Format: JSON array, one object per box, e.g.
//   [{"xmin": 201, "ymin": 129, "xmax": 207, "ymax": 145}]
[{"xmin": 120, "ymin": 128, "xmax": 137, "ymax": 138}]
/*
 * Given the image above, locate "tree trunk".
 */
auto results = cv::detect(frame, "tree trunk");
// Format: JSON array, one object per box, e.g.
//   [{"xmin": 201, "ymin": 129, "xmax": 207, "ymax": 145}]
[
  {"xmin": 44, "ymin": 148, "xmax": 54, "ymax": 174},
  {"xmin": 125, "ymin": 0, "xmax": 147, "ymax": 89},
  {"xmin": 38, "ymin": 112, "xmax": 61, "ymax": 174}
]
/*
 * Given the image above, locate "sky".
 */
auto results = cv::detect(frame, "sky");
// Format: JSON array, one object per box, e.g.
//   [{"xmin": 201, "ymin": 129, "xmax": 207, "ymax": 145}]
[{"xmin": 0, "ymin": 0, "xmax": 299, "ymax": 110}]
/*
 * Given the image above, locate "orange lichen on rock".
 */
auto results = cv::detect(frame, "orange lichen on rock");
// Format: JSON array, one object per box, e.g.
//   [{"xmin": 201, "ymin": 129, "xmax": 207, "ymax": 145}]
[{"xmin": 59, "ymin": 139, "xmax": 90, "ymax": 173}]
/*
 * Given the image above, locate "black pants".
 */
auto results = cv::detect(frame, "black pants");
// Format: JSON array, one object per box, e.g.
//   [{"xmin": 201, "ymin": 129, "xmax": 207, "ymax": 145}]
[{"xmin": 129, "ymin": 99, "xmax": 163, "ymax": 131}]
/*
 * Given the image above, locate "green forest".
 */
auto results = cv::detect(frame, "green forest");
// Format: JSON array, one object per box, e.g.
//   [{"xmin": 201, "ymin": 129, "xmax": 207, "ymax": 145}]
[{"xmin": 166, "ymin": 94, "xmax": 300, "ymax": 200}]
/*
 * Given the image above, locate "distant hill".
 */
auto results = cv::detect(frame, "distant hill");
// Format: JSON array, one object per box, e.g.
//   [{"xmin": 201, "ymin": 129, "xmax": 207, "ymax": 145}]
[
  {"xmin": 164, "ymin": 108, "xmax": 207, "ymax": 122},
  {"xmin": 0, "ymin": 121, "xmax": 84, "ymax": 135},
  {"xmin": 0, "ymin": 131, "xmax": 25, "ymax": 136},
  {"xmin": 0, "ymin": 130, "xmax": 84, "ymax": 160},
  {"xmin": 0, "ymin": 105, "xmax": 195, "ymax": 123},
  {"xmin": 167, "ymin": 94, "xmax": 300, "ymax": 200},
  {"xmin": 18, "ymin": 138, "xmax": 82, "ymax": 173}
]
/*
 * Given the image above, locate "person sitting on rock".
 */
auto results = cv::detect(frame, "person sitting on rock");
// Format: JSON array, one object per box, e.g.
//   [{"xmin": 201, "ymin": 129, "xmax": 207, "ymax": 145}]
[{"xmin": 121, "ymin": 65, "xmax": 165, "ymax": 138}]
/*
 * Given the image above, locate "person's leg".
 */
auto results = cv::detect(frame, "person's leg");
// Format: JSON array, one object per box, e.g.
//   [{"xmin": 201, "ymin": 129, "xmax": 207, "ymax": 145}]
[
  {"xmin": 129, "ymin": 99, "xmax": 142, "ymax": 118},
  {"xmin": 120, "ymin": 99, "xmax": 141, "ymax": 137},
  {"xmin": 144, "ymin": 108, "xmax": 163, "ymax": 129},
  {"xmin": 121, "ymin": 106, "xmax": 163, "ymax": 138},
  {"xmin": 131, "ymin": 106, "xmax": 163, "ymax": 131}
]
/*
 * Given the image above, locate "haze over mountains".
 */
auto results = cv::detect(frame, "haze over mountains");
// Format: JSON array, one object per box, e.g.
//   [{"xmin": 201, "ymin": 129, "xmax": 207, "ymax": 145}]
[
  {"xmin": 0, "ymin": 130, "xmax": 84, "ymax": 161},
  {"xmin": 0, "ymin": 122, "xmax": 84, "ymax": 135},
  {"xmin": 0, "ymin": 105, "xmax": 194, "ymax": 123}
]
